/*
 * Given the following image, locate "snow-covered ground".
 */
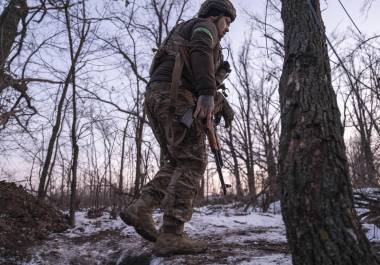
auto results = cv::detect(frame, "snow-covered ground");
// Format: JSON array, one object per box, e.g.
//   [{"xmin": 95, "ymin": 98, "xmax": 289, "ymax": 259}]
[{"xmin": 21, "ymin": 203, "xmax": 380, "ymax": 265}]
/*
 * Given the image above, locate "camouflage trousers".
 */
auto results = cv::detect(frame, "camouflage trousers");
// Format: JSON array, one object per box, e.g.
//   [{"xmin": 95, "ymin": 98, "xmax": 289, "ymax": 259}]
[{"xmin": 142, "ymin": 82, "xmax": 207, "ymax": 226}]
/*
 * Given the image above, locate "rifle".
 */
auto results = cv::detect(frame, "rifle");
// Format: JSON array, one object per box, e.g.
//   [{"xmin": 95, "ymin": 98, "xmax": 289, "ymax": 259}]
[
  {"xmin": 205, "ymin": 122, "xmax": 230, "ymax": 196},
  {"xmin": 180, "ymin": 107, "xmax": 230, "ymax": 195}
]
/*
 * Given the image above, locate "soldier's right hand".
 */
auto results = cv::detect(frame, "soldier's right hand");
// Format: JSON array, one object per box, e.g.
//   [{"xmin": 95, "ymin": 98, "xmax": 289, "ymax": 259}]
[{"xmin": 194, "ymin": 95, "xmax": 214, "ymax": 128}]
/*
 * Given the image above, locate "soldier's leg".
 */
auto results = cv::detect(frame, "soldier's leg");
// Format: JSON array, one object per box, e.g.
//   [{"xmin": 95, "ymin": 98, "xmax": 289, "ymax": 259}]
[
  {"xmin": 154, "ymin": 99, "xmax": 208, "ymax": 256},
  {"xmin": 120, "ymin": 82, "xmax": 176, "ymax": 242},
  {"xmin": 139, "ymin": 82, "xmax": 182, "ymax": 203}
]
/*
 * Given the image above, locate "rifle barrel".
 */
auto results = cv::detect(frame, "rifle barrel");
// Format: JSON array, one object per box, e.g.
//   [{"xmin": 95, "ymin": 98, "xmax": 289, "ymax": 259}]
[{"xmin": 213, "ymin": 149, "xmax": 227, "ymax": 195}]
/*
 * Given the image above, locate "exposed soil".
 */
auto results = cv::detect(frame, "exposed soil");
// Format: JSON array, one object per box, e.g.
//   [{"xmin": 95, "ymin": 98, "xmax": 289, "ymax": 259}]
[
  {"xmin": 1, "ymin": 184, "xmax": 378, "ymax": 265},
  {"xmin": 0, "ymin": 181, "xmax": 69, "ymax": 264}
]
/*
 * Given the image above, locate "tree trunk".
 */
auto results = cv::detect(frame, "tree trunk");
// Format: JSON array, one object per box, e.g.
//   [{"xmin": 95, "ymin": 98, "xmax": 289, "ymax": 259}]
[
  {"xmin": 279, "ymin": 1, "xmax": 379, "ymax": 264},
  {"xmin": 69, "ymin": 84, "xmax": 79, "ymax": 226},
  {"xmin": 37, "ymin": 70, "xmax": 71, "ymax": 200},
  {"xmin": 264, "ymin": 128, "xmax": 279, "ymax": 202},
  {"xmin": 118, "ymin": 122, "xmax": 128, "ymax": 208},
  {"xmin": 0, "ymin": 0, "xmax": 28, "ymax": 125},
  {"xmin": 0, "ymin": 0, "xmax": 27, "ymax": 71},
  {"xmin": 133, "ymin": 113, "xmax": 145, "ymax": 198},
  {"xmin": 247, "ymin": 160, "xmax": 256, "ymax": 198},
  {"xmin": 66, "ymin": 1, "xmax": 79, "ymax": 226},
  {"xmin": 227, "ymin": 126, "xmax": 243, "ymax": 197}
]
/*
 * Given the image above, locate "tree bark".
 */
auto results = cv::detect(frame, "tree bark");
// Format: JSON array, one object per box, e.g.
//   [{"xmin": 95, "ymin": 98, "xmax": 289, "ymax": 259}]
[
  {"xmin": 264, "ymin": 128, "xmax": 279, "ymax": 202},
  {"xmin": 279, "ymin": 0, "xmax": 379, "ymax": 264},
  {"xmin": 65, "ymin": 1, "xmax": 80, "ymax": 226},
  {"xmin": 0, "ymin": 0, "xmax": 27, "ymax": 71},
  {"xmin": 119, "ymin": 127, "xmax": 127, "ymax": 192},
  {"xmin": 69, "ymin": 82, "xmax": 79, "ymax": 226},
  {"xmin": 133, "ymin": 112, "xmax": 145, "ymax": 198},
  {"xmin": 0, "ymin": 0, "xmax": 29, "ymax": 126}
]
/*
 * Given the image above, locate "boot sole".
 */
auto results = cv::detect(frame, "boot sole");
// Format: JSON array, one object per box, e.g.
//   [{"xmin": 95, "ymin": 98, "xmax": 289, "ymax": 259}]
[{"xmin": 120, "ymin": 210, "xmax": 157, "ymax": 242}]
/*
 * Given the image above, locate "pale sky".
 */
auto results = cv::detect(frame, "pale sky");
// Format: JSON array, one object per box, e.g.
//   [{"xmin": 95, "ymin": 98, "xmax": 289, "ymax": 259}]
[
  {"xmin": 226, "ymin": 0, "xmax": 380, "ymax": 47},
  {"xmin": 255, "ymin": 0, "xmax": 379, "ymax": 33},
  {"xmin": 2, "ymin": 0, "xmax": 380, "ymax": 183}
]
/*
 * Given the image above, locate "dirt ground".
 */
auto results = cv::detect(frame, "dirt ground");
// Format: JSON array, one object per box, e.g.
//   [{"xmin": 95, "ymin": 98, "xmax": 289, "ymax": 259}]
[
  {"xmin": 1, "ymin": 182, "xmax": 379, "ymax": 265},
  {"xmin": 0, "ymin": 181, "xmax": 69, "ymax": 264}
]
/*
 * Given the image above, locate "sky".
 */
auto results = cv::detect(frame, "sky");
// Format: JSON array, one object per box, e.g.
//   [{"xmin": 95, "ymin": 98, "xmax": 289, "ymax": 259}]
[
  {"xmin": 2, "ymin": 0, "xmax": 380, "ymax": 184},
  {"xmin": 224, "ymin": 0, "xmax": 380, "ymax": 49}
]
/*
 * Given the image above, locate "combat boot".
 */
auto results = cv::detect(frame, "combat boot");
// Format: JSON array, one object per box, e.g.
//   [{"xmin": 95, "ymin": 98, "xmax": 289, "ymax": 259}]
[
  {"xmin": 153, "ymin": 232, "xmax": 208, "ymax": 256},
  {"xmin": 120, "ymin": 194, "xmax": 158, "ymax": 242},
  {"xmin": 153, "ymin": 216, "xmax": 207, "ymax": 256}
]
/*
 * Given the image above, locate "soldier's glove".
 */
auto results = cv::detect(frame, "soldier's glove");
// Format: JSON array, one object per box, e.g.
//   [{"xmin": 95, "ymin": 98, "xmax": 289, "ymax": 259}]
[
  {"xmin": 214, "ymin": 91, "xmax": 234, "ymax": 128},
  {"xmin": 221, "ymin": 95, "xmax": 234, "ymax": 128},
  {"xmin": 194, "ymin": 95, "xmax": 215, "ymax": 129},
  {"xmin": 222, "ymin": 61, "xmax": 231, "ymax": 73},
  {"xmin": 215, "ymin": 61, "xmax": 232, "ymax": 87},
  {"xmin": 222, "ymin": 108, "xmax": 234, "ymax": 128}
]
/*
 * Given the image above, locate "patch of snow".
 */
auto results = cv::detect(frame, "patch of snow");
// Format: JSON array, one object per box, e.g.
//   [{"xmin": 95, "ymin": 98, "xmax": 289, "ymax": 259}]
[
  {"xmin": 268, "ymin": 201, "xmax": 281, "ymax": 214},
  {"xmin": 363, "ymin": 223, "xmax": 380, "ymax": 242},
  {"xmin": 22, "ymin": 201, "xmax": 380, "ymax": 265},
  {"xmin": 150, "ymin": 257, "xmax": 165, "ymax": 265},
  {"xmin": 62, "ymin": 211, "xmax": 132, "ymax": 238},
  {"xmin": 188, "ymin": 205, "xmax": 284, "ymax": 236}
]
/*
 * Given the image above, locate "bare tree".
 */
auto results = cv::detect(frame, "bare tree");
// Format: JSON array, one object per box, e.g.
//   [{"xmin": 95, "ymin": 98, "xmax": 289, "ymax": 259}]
[
  {"xmin": 343, "ymin": 36, "xmax": 380, "ymax": 187},
  {"xmin": 222, "ymin": 125, "xmax": 243, "ymax": 197},
  {"xmin": 63, "ymin": 0, "xmax": 91, "ymax": 225},
  {"xmin": 37, "ymin": 0, "xmax": 90, "ymax": 200},
  {"xmin": 229, "ymin": 38, "xmax": 257, "ymax": 199},
  {"xmin": 252, "ymin": 77, "xmax": 280, "ymax": 207},
  {"xmin": 279, "ymin": 0, "xmax": 379, "ymax": 264},
  {"xmin": 99, "ymin": 0, "xmax": 191, "ymax": 198}
]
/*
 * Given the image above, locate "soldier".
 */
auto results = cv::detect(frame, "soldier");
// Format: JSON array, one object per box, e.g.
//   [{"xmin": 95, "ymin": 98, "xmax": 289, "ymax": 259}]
[{"xmin": 120, "ymin": 0, "xmax": 236, "ymax": 256}]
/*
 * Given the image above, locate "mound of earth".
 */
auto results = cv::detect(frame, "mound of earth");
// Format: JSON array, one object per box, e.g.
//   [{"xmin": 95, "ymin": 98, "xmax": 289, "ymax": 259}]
[{"xmin": 0, "ymin": 181, "xmax": 69, "ymax": 262}]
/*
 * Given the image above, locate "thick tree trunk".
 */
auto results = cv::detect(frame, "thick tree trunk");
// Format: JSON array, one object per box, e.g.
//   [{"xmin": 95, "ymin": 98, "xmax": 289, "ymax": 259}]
[
  {"xmin": 0, "ymin": 0, "xmax": 27, "ymax": 71},
  {"xmin": 279, "ymin": 1, "xmax": 379, "ymax": 264},
  {"xmin": 0, "ymin": 0, "xmax": 28, "ymax": 125}
]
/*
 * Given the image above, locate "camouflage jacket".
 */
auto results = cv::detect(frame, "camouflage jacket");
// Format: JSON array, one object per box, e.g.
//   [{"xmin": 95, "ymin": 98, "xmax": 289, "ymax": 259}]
[{"xmin": 149, "ymin": 18, "xmax": 226, "ymax": 97}]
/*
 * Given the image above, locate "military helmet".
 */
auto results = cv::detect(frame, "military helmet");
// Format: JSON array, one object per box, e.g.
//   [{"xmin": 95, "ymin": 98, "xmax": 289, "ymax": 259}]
[{"xmin": 198, "ymin": 0, "xmax": 237, "ymax": 22}]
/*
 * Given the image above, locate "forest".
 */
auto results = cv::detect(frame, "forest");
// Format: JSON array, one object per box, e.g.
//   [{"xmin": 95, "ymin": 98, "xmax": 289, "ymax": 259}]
[{"xmin": 0, "ymin": 0, "xmax": 380, "ymax": 264}]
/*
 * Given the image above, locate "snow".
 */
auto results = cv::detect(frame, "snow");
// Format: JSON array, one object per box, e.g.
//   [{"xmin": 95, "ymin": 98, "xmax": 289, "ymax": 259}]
[
  {"xmin": 64, "ymin": 211, "xmax": 127, "ymax": 238},
  {"xmin": 21, "ymin": 204, "xmax": 291, "ymax": 265},
  {"xmin": 19, "ymin": 201, "xmax": 379, "ymax": 265},
  {"xmin": 363, "ymin": 223, "xmax": 380, "ymax": 242}
]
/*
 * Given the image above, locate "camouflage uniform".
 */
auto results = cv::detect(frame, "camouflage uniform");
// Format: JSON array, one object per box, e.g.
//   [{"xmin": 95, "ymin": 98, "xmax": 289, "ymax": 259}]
[
  {"xmin": 121, "ymin": 0, "xmax": 236, "ymax": 255},
  {"xmin": 143, "ymin": 83, "xmax": 232, "ymax": 229},
  {"xmin": 143, "ymin": 83, "xmax": 206, "ymax": 227}
]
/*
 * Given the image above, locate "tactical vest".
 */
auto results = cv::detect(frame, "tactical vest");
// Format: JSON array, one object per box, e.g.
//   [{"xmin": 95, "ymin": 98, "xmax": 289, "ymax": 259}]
[{"xmin": 148, "ymin": 19, "xmax": 224, "ymax": 84}]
